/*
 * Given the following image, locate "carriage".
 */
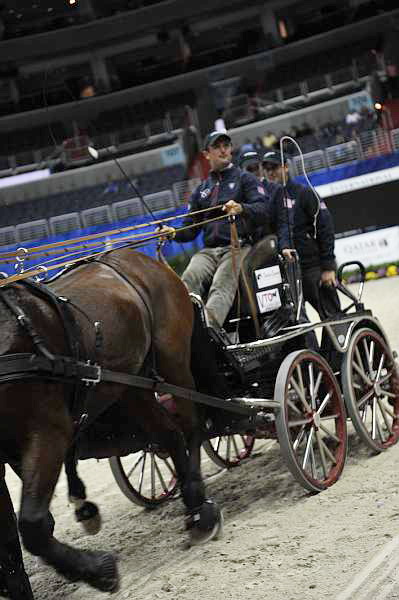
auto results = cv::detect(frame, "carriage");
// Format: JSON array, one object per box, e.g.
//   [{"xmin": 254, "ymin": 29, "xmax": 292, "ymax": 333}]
[
  {"xmin": 0, "ymin": 224, "xmax": 398, "ymax": 599},
  {"xmin": 109, "ymin": 234, "xmax": 399, "ymax": 506}
]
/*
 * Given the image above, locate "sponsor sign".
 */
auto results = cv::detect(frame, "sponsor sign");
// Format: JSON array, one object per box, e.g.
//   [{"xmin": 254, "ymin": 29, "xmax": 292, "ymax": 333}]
[
  {"xmin": 255, "ymin": 265, "xmax": 282, "ymax": 289},
  {"xmin": 335, "ymin": 226, "xmax": 399, "ymax": 267},
  {"xmin": 256, "ymin": 288, "xmax": 282, "ymax": 313},
  {"xmin": 316, "ymin": 166, "xmax": 399, "ymax": 198}
]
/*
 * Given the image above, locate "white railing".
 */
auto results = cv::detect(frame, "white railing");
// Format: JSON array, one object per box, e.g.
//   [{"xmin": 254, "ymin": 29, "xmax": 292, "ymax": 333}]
[
  {"xmin": 293, "ymin": 150, "xmax": 326, "ymax": 176},
  {"xmin": 390, "ymin": 128, "xmax": 399, "ymax": 153},
  {"xmin": 326, "ymin": 141, "xmax": 360, "ymax": 168},
  {"xmin": 357, "ymin": 129, "xmax": 393, "ymax": 159}
]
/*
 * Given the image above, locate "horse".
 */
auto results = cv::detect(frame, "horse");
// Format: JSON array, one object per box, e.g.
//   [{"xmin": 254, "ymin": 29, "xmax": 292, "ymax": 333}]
[{"xmin": 0, "ymin": 247, "xmax": 223, "ymax": 596}]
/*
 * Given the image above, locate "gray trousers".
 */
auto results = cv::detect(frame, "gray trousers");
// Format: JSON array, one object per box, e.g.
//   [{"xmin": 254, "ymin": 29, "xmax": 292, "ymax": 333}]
[{"xmin": 182, "ymin": 245, "xmax": 251, "ymax": 328}]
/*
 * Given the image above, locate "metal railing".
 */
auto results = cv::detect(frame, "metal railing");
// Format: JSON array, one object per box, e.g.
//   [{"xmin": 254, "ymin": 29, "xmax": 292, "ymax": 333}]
[
  {"xmin": 293, "ymin": 150, "xmax": 326, "ymax": 175},
  {"xmin": 326, "ymin": 141, "xmax": 360, "ymax": 168},
  {"xmin": 290, "ymin": 128, "xmax": 399, "ymax": 177}
]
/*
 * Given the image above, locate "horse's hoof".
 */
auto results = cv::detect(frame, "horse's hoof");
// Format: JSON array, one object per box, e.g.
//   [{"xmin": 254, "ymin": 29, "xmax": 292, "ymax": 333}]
[
  {"xmin": 75, "ymin": 502, "xmax": 102, "ymax": 536},
  {"xmin": 85, "ymin": 552, "xmax": 119, "ymax": 593},
  {"xmin": 187, "ymin": 500, "xmax": 224, "ymax": 546}
]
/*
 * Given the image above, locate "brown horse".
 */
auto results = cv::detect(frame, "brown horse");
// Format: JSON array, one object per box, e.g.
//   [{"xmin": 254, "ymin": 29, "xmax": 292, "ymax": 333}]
[{"xmin": 0, "ymin": 247, "xmax": 222, "ymax": 596}]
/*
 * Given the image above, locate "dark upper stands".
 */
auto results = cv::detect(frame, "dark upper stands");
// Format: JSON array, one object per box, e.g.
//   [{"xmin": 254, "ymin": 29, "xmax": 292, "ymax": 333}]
[{"xmin": 1, "ymin": 164, "xmax": 186, "ymax": 229}]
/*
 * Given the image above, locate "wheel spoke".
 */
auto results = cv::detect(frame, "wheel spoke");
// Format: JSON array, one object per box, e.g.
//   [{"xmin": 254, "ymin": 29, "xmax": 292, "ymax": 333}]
[
  {"xmin": 226, "ymin": 435, "xmax": 231, "ymax": 462},
  {"xmin": 291, "ymin": 377, "xmax": 312, "ymax": 412},
  {"xmin": 383, "ymin": 390, "xmax": 396, "ymax": 399},
  {"xmin": 362, "ymin": 403, "xmax": 369, "ymax": 423},
  {"xmin": 127, "ymin": 453, "xmax": 144, "ymax": 479},
  {"xmin": 138, "ymin": 451, "xmax": 147, "ymax": 494},
  {"xmin": 375, "ymin": 353, "xmax": 386, "ymax": 382},
  {"xmin": 302, "ymin": 427, "xmax": 314, "ymax": 469},
  {"xmin": 319, "ymin": 422, "xmax": 340, "ymax": 443},
  {"xmin": 287, "ymin": 397, "xmax": 303, "ymax": 416},
  {"xmin": 319, "ymin": 435, "xmax": 337, "ymax": 464},
  {"xmin": 320, "ymin": 413, "xmax": 340, "ymax": 421},
  {"xmin": 357, "ymin": 387, "xmax": 375, "ymax": 409},
  {"xmin": 309, "ymin": 441, "xmax": 317, "ymax": 479},
  {"xmin": 215, "ymin": 436, "xmax": 222, "ymax": 454},
  {"xmin": 379, "ymin": 402, "xmax": 395, "ymax": 419},
  {"xmin": 153, "ymin": 457, "xmax": 169, "ymax": 493},
  {"xmin": 377, "ymin": 398, "xmax": 393, "ymax": 435},
  {"xmin": 288, "ymin": 417, "xmax": 313, "ymax": 427},
  {"xmin": 296, "ymin": 364, "xmax": 306, "ymax": 399},
  {"xmin": 362, "ymin": 338, "xmax": 371, "ymax": 371},
  {"xmin": 371, "ymin": 398, "xmax": 377, "ymax": 439},
  {"xmin": 150, "ymin": 453, "xmax": 156, "ymax": 499},
  {"xmin": 375, "ymin": 411, "xmax": 385, "ymax": 442},
  {"xmin": 352, "ymin": 359, "xmax": 372, "ymax": 386},
  {"xmin": 232, "ymin": 436, "xmax": 240, "ymax": 459},
  {"xmin": 293, "ymin": 424, "xmax": 307, "ymax": 450},
  {"xmin": 308, "ymin": 363, "xmax": 315, "ymax": 409},
  {"xmin": 315, "ymin": 430, "xmax": 328, "ymax": 478},
  {"xmin": 313, "ymin": 371, "xmax": 323, "ymax": 404},
  {"xmin": 163, "ymin": 457, "xmax": 176, "ymax": 477},
  {"xmin": 316, "ymin": 392, "xmax": 331, "ymax": 416}
]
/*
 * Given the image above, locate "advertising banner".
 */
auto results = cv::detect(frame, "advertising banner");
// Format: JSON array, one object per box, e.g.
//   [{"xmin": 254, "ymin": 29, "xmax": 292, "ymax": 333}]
[{"xmin": 335, "ymin": 226, "xmax": 399, "ymax": 267}]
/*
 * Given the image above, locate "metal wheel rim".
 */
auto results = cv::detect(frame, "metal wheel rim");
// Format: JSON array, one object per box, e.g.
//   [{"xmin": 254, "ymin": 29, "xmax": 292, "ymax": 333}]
[
  {"xmin": 109, "ymin": 448, "xmax": 178, "ymax": 508},
  {"xmin": 342, "ymin": 328, "xmax": 399, "ymax": 452},
  {"xmin": 203, "ymin": 435, "xmax": 256, "ymax": 469},
  {"xmin": 275, "ymin": 350, "xmax": 347, "ymax": 493}
]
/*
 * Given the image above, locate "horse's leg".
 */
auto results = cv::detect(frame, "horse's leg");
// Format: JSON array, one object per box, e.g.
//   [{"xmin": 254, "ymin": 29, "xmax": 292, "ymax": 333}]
[
  {"xmin": 18, "ymin": 422, "xmax": 118, "ymax": 592},
  {"xmin": 156, "ymin": 354, "xmax": 223, "ymax": 545},
  {"xmin": 0, "ymin": 463, "xmax": 34, "ymax": 600},
  {"xmin": 64, "ymin": 448, "xmax": 101, "ymax": 535}
]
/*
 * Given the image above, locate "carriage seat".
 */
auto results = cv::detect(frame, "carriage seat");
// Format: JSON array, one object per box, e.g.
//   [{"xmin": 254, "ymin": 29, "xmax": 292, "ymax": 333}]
[{"xmin": 224, "ymin": 234, "xmax": 302, "ymax": 339}]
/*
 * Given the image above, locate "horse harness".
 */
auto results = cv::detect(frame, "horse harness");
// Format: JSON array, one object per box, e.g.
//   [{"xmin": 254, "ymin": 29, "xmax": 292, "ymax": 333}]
[{"xmin": 0, "ymin": 258, "xmax": 251, "ymax": 457}]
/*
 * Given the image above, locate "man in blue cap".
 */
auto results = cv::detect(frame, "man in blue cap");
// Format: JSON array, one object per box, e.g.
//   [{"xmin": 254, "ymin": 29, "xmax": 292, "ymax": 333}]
[
  {"xmin": 239, "ymin": 150, "xmax": 288, "ymax": 244},
  {"xmin": 158, "ymin": 131, "xmax": 269, "ymax": 331},
  {"xmin": 262, "ymin": 150, "xmax": 340, "ymax": 320}
]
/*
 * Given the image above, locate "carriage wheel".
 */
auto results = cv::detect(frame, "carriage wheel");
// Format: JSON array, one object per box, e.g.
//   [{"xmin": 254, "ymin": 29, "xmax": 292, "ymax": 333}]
[
  {"xmin": 342, "ymin": 327, "xmax": 399, "ymax": 452},
  {"xmin": 109, "ymin": 447, "xmax": 178, "ymax": 508},
  {"xmin": 202, "ymin": 435, "xmax": 256, "ymax": 469},
  {"xmin": 275, "ymin": 350, "xmax": 347, "ymax": 493}
]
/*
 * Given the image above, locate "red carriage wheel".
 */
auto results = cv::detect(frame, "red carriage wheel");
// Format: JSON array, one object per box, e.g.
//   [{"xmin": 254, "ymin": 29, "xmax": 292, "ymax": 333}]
[
  {"xmin": 342, "ymin": 327, "xmax": 399, "ymax": 452},
  {"xmin": 109, "ymin": 447, "xmax": 178, "ymax": 508},
  {"xmin": 202, "ymin": 434, "xmax": 256, "ymax": 469},
  {"xmin": 275, "ymin": 350, "xmax": 347, "ymax": 493}
]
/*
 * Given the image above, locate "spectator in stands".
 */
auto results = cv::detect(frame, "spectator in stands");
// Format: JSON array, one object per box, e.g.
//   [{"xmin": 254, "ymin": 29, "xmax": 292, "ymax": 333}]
[
  {"xmin": 262, "ymin": 150, "xmax": 340, "ymax": 323},
  {"xmin": 345, "ymin": 108, "xmax": 361, "ymax": 137},
  {"xmin": 262, "ymin": 131, "xmax": 277, "ymax": 150},
  {"xmin": 214, "ymin": 110, "xmax": 227, "ymax": 133},
  {"xmin": 240, "ymin": 138, "xmax": 255, "ymax": 153},
  {"xmin": 158, "ymin": 131, "xmax": 269, "ymax": 333}
]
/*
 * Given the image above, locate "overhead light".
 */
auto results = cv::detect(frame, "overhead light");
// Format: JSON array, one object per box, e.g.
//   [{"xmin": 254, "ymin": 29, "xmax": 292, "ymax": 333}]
[
  {"xmin": 374, "ymin": 102, "xmax": 382, "ymax": 110},
  {"xmin": 69, "ymin": 0, "xmax": 76, "ymax": 4},
  {"xmin": 88, "ymin": 146, "xmax": 99, "ymax": 159}
]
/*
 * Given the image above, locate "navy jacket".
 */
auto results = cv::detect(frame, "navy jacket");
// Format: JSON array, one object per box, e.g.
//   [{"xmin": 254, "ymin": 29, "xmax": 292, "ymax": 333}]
[
  {"xmin": 175, "ymin": 164, "xmax": 269, "ymax": 247},
  {"xmin": 277, "ymin": 179, "xmax": 336, "ymax": 272},
  {"xmin": 260, "ymin": 179, "xmax": 289, "ymax": 249}
]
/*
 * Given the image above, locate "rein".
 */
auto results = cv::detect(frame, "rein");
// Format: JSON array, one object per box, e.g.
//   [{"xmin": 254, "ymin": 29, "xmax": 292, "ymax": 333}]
[
  {"xmin": 0, "ymin": 205, "xmax": 227, "ymax": 262},
  {"xmin": 0, "ymin": 212, "xmax": 230, "ymax": 287}
]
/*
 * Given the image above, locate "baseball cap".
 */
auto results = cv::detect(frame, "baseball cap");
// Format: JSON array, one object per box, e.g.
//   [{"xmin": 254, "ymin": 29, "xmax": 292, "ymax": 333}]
[
  {"xmin": 203, "ymin": 131, "xmax": 232, "ymax": 150},
  {"xmin": 239, "ymin": 151, "xmax": 260, "ymax": 169},
  {"xmin": 262, "ymin": 151, "xmax": 287, "ymax": 166}
]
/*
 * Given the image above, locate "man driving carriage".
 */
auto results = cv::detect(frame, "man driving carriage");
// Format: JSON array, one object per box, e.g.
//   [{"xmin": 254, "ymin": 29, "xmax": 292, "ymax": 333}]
[{"xmin": 159, "ymin": 131, "xmax": 271, "ymax": 332}]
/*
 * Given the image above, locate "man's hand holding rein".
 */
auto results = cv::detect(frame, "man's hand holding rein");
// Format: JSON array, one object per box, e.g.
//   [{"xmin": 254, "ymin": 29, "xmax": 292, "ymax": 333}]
[
  {"xmin": 222, "ymin": 200, "xmax": 243, "ymax": 216},
  {"xmin": 157, "ymin": 225, "xmax": 176, "ymax": 241}
]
